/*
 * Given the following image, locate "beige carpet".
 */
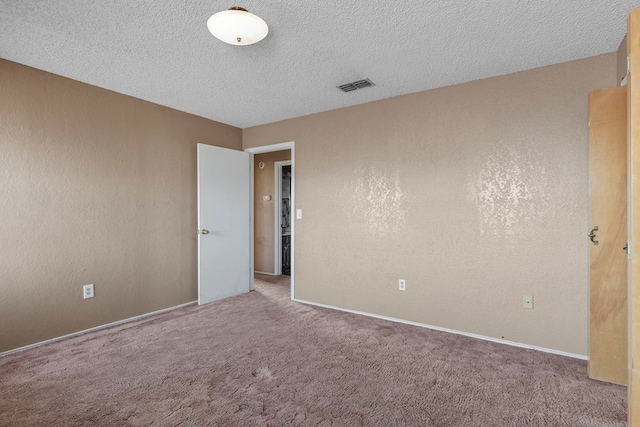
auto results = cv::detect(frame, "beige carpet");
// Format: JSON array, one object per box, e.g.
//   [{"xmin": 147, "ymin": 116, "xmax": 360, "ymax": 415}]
[{"xmin": 0, "ymin": 274, "xmax": 626, "ymax": 426}]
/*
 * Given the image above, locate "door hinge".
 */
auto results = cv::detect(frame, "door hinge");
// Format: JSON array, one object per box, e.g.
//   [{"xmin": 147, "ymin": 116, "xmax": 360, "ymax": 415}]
[
  {"xmin": 588, "ymin": 120, "xmax": 591, "ymax": 128},
  {"xmin": 628, "ymin": 55, "xmax": 631, "ymax": 75},
  {"xmin": 627, "ymin": 241, "xmax": 632, "ymax": 259}
]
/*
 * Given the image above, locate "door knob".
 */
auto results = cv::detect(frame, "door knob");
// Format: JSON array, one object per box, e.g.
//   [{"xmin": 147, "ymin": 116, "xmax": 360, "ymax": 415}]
[
  {"xmin": 588, "ymin": 226, "xmax": 599, "ymax": 246},
  {"xmin": 200, "ymin": 229, "xmax": 210, "ymax": 235}
]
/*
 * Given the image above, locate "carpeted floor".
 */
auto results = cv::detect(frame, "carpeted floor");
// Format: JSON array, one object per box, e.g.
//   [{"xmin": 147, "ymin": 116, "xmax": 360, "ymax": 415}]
[{"xmin": 0, "ymin": 274, "xmax": 627, "ymax": 426}]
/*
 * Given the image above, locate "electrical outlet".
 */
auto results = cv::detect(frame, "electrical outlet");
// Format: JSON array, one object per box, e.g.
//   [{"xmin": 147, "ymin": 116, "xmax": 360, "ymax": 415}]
[
  {"xmin": 296, "ymin": 209, "xmax": 302, "ymax": 219},
  {"xmin": 83, "ymin": 284, "xmax": 94, "ymax": 299},
  {"xmin": 523, "ymin": 295, "xmax": 533, "ymax": 309},
  {"xmin": 399, "ymin": 279, "xmax": 406, "ymax": 291}
]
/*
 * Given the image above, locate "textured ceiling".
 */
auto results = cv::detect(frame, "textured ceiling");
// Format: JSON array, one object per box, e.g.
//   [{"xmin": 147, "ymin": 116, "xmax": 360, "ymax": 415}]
[{"xmin": 0, "ymin": 1, "xmax": 638, "ymax": 128}]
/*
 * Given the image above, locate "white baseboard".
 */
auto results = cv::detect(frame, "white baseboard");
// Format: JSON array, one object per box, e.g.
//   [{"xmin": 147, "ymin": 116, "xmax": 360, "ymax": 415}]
[
  {"xmin": 0, "ymin": 301, "xmax": 197, "ymax": 358},
  {"xmin": 292, "ymin": 298, "xmax": 587, "ymax": 361},
  {"xmin": 255, "ymin": 271, "xmax": 277, "ymax": 276},
  {"xmin": 2, "ymin": 297, "xmax": 587, "ymax": 361}
]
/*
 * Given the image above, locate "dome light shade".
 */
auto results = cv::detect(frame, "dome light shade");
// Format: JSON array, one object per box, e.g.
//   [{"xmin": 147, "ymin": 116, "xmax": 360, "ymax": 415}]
[{"xmin": 207, "ymin": 7, "xmax": 269, "ymax": 46}]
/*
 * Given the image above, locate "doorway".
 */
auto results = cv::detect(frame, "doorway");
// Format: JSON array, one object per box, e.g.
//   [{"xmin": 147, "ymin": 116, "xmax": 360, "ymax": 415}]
[{"xmin": 246, "ymin": 142, "xmax": 295, "ymax": 299}]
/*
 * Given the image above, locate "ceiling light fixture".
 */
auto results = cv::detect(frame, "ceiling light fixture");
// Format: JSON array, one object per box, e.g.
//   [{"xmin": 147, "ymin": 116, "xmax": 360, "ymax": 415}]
[{"xmin": 207, "ymin": 7, "xmax": 269, "ymax": 46}]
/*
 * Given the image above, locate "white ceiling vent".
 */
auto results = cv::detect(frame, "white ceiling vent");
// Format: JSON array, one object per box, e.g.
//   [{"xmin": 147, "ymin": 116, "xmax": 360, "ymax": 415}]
[{"xmin": 337, "ymin": 78, "xmax": 375, "ymax": 93}]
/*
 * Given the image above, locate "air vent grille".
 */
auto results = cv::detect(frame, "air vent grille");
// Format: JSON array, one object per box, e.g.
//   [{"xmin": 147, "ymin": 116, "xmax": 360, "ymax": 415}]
[{"xmin": 337, "ymin": 78, "xmax": 375, "ymax": 93}]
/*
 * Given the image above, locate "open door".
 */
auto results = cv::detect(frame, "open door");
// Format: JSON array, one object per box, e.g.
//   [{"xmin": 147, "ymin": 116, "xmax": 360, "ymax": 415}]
[
  {"xmin": 197, "ymin": 143, "xmax": 252, "ymax": 305},
  {"xmin": 629, "ymin": 9, "xmax": 640, "ymax": 424},
  {"xmin": 588, "ymin": 87, "xmax": 628, "ymax": 385}
]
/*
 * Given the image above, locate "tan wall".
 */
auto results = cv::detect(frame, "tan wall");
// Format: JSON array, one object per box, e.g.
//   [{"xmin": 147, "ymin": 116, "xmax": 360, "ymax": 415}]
[
  {"xmin": 254, "ymin": 150, "xmax": 291, "ymax": 274},
  {"xmin": 0, "ymin": 59, "xmax": 242, "ymax": 353},
  {"xmin": 244, "ymin": 53, "xmax": 617, "ymax": 356}
]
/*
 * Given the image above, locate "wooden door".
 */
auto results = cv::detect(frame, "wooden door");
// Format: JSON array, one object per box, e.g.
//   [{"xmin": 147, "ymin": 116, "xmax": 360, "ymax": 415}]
[
  {"xmin": 588, "ymin": 86, "xmax": 628, "ymax": 386},
  {"xmin": 629, "ymin": 8, "xmax": 640, "ymax": 425}
]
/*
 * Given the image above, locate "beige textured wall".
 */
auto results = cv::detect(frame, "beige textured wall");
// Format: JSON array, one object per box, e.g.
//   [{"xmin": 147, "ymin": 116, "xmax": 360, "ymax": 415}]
[
  {"xmin": 254, "ymin": 150, "xmax": 291, "ymax": 274},
  {"xmin": 0, "ymin": 59, "xmax": 242, "ymax": 353},
  {"xmin": 244, "ymin": 53, "xmax": 617, "ymax": 356}
]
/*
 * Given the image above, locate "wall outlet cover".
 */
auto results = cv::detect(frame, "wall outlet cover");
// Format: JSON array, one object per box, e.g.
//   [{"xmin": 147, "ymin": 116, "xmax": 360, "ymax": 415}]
[
  {"xmin": 83, "ymin": 284, "xmax": 94, "ymax": 299},
  {"xmin": 523, "ymin": 295, "xmax": 533, "ymax": 309}
]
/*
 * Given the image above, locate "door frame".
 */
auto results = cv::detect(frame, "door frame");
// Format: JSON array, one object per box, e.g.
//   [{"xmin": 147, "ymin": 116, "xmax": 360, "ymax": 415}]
[
  {"xmin": 245, "ymin": 141, "xmax": 296, "ymax": 299},
  {"xmin": 274, "ymin": 160, "xmax": 292, "ymax": 275}
]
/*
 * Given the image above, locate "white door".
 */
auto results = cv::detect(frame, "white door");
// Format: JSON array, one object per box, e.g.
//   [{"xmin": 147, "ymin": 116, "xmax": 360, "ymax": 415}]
[{"xmin": 197, "ymin": 143, "xmax": 252, "ymax": 305}]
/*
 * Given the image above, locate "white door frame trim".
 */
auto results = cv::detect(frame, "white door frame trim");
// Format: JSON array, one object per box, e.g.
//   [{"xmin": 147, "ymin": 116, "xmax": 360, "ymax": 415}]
[
  {"xmin": 245, "ymin": 142, "xmax": 295, "ymax": 300},
  {"xmin": 274, "ymin": 160, "xmax": 292, "ymax": 276}
]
